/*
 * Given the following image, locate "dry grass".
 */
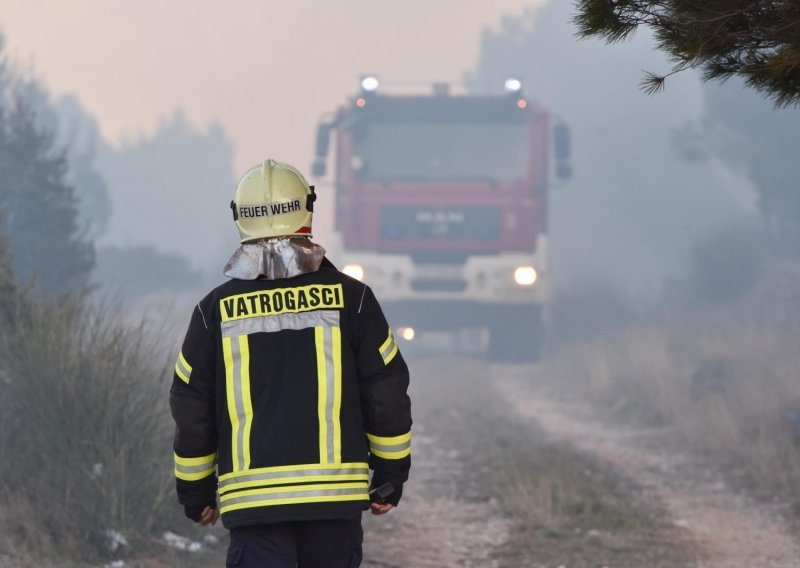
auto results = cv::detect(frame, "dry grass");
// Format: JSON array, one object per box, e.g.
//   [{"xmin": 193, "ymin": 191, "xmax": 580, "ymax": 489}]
[
  {"xmin": 498, "ymin": 446, "xmax": 643, "ymax": 533},
  {"xmin": 537, "ymin": 309, "xmax": 800, "ymax": 503},
  {"xmin": 413, "ymin": 358, "xmax": 646, "ymax": 535},
  {"xmin": 0, "ymin": 295, "xmax": 180, "ymax": 565}
]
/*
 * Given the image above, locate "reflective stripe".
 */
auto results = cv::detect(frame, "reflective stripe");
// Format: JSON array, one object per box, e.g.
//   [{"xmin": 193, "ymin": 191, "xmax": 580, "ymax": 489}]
[
  {"xmin": 379, "ymin": 328, "xmax": 398, "ymax": 365},
  {"xmin": 224, "ymin": 335, "xmax": 254, "ymax": 472},
  {"xmin": 174, "ymin": 351, "xmax": 192, "ymax": 384},
  {"xmin": 219, "ymin": 482, "xmax": 369, "ymax": 513},
  {"xmin": 219, "ymin": 461, "xmax": 370, "ymax": 481},
  {"xmin": 332, "ymin": 327, "xmax": 343, "ymax": 463},
  {"xmin": 367, "ymin": 432, "xmax": 411, "ymax": 460},
  {"xmin": 218, "ymin": 463, "xmax": 369, "ymax": 494},
  {"xmin": 221, "ymin": 310, "xmax": 340, "ymax": 337},
  {"xmin": 315, "ymin": 326, "xmax": 342, "ymax": 464},
  {"xmin": 315, "ymin": 328, "xmax": 328, "ymax": 463},
  {"xmin": 175, "ymin": 452, "xmax": 217, "ymax": 467},
  {"xmin": 240, "ymin": 336, "xmax": 253, "ymax": 470},
  {"xmin": 174, "ymin": 452, "xmax": 216, "ymax": 481},
  {"xmin": 175, "ymin": 465, "xmax": 215, "ymax": 481}
]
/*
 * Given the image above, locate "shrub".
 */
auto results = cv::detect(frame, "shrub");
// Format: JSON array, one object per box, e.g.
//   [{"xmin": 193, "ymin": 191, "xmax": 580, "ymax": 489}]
[
  {"xmin": 536, "ymin": 307, "xmax": 800, "ymax": 504},
  {"xmin": 0, "ymin": 293, "xmax": 177, "ymax": 564}
]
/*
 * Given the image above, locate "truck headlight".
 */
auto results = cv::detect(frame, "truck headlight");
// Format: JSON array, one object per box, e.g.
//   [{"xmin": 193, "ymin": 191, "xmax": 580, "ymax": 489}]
[
  {"xmin": 343, "ymin": 264, "xmax": 365, "ymax": 281},
  {"xmin": 513, "ymin": 266, "xmax": 537, "ymax": 286},
  {"xmin": 397, "ymin": 327, "xmax": 415, "ymax": 341}
]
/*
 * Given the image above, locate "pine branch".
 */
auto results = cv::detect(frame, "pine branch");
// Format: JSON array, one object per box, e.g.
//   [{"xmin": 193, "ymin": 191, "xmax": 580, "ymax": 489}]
[{"xmin": 573, "ymin": 0, "xmax": 800, "ymax": 106}]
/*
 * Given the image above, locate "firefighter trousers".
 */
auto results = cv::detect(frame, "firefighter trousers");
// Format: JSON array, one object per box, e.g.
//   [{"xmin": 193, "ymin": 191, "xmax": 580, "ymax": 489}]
[{"xmin": 226, "ymin": 516, "xmax": 363, "ymax": 568}]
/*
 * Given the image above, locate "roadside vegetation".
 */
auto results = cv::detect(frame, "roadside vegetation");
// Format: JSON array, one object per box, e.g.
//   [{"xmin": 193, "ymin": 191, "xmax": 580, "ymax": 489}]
[
  {"xmin": 0, "ymin": 40, "xmax": 225, "ymax": 566},
  {"xmin": 538, "ymin": 259, "xmax": 800, "ymax": 510},
  {"xmin": 405, "ymin": 357, "xmax": 698, "ymax": 567},
  {"xmin": 0, "ymin": 229, "xmax": 191, "ymax": 566}
]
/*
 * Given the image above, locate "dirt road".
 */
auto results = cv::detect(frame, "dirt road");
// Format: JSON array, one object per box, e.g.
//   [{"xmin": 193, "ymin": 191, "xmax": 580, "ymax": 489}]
[
  {"xmin": 499, "ymin": 365, "xmax": 800, "ymax": 568},
  {"xmin": 167, "ymin": 356, "xmax": 771, "ymax": 567},
  {"xmin": 361, "ymin": 358, "xmax": 518, "ymax": 567},
  {"xmin": 361, "ymin": 357, "xmax": 699, "ymax": 567}
]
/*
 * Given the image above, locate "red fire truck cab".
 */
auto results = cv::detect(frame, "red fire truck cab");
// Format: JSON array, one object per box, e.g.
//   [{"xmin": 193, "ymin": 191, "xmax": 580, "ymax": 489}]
[{"xmin": 312, "ymin": 78, "xmax": 570, "ymax": 362}]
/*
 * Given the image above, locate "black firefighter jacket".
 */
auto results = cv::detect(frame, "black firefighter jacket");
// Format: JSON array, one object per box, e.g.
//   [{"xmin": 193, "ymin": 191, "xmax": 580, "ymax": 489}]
[{"xmin": 170, "ymin": 258, "xmax": 412, "ymax": 528}]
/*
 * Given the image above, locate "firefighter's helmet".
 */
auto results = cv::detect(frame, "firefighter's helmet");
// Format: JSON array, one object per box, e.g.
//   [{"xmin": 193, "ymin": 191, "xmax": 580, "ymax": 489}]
[{"xmin": 230, "ymin": 159, "xmax": 316, "ymax": 243}]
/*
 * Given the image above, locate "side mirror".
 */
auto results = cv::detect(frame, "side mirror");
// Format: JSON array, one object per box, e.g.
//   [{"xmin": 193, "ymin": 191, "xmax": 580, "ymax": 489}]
[
  {"xmin": 312, "ymin": 158, "xmax": 327, "ymax": 178},
  {"xmin": 553, "ymin": 122, "xmax": 571, "ymax": 163},
  {"xmin": 313, "ymin": 120, "xmax": 333, "ymax": 178},
  {"xmin": 553, "ymin": 122, "xmax": 572, "ymax": 181},
  {"xmin": 315, "ymin": 123, "xmax": 331, "ymax": 158}
]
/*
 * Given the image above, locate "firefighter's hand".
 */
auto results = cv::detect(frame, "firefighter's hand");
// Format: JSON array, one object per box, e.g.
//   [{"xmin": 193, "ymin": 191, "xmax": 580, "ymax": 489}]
[
  {"xmin": 370, "ymin": 503, "xmax": 394, "ymax": 515},
  {"xmin": 199, "ymin": 505, "xmax": 220, "ymax": 526}
]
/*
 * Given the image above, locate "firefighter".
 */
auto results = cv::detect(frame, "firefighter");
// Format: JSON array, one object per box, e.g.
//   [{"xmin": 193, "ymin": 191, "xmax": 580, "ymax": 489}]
[{"xmin": 170, "ymin": 159, "xmax": 411, "ymax": 567}]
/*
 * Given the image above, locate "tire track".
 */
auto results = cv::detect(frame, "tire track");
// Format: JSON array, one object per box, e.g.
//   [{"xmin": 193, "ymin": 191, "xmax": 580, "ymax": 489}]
[
  {"xmin": 361, "ymin": 361, "xmax": 517, "ymax": 567},
  {"xmin": 499, "ymin": 367, "xmax": 800, "ymax": 568}
]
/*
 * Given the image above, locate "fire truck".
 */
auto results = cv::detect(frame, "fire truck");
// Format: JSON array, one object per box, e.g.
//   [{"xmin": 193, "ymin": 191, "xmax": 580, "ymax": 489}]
[{"xmin": 312, "ymin": 77, "xmax": 570, "ymax": 362}]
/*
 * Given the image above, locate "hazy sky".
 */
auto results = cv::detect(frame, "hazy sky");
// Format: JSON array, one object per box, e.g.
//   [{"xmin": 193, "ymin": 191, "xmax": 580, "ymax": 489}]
[
  {"xmin": 4, "ymin": 0, "xmax": 545, "ymax": 175},
  {"xmin": 2, "ymin": 0, "xmax": 759, "ymax": 299}
]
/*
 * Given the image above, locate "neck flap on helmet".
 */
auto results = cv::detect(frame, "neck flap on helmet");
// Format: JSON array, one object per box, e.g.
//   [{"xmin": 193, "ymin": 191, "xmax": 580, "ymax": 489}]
[{"xmin": 223, "ymin": 237, "xmax": 326, "ymax": 280}]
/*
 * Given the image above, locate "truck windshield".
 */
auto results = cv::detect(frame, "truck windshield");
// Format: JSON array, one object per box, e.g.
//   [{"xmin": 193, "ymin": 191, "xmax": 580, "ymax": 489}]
[{"xmin": 353, "ymin": 122, "xmax": 530, "ymax": 182}]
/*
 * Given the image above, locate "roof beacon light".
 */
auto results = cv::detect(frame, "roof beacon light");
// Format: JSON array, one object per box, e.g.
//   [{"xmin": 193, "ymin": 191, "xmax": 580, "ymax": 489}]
[
  {"xmin": 504, "ymin": 77, "xmax": 522, "ymax": 93},
  {"xmin": 514, "ymin": 266, "xmax": 538, "ymax": 286},
  {"xmin": 361, "ymin": 76, "xmax": 380, "ymax": 92}
]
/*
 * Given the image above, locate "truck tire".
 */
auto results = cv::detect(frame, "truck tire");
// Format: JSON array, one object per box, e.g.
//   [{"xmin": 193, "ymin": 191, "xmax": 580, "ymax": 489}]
[{"xmin": 487, "ymin": 305, "xmax": 544, "ymax": 364}]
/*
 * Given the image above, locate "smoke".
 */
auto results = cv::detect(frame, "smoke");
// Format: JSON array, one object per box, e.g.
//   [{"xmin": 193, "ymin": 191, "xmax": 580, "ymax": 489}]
[
  {"xmin": 96, "ymin": 109, "xmax": 237, "ymax": 277},
  {"xmin": 467, "ymin": 2, "xmax": 758, "ymax": 304}
]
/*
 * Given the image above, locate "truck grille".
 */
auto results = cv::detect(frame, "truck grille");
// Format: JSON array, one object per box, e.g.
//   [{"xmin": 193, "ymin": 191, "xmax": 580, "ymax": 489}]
[
  {"xmin": 410, "ymin": 278, "xmax": 468, "ymax": 292},
  {"xmin": 379, "ymin": 206, "xmax": 501, "ymax": 241}
]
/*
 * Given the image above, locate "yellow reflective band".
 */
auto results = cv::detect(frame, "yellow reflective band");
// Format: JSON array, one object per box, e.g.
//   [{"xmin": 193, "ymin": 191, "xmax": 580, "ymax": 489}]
[
  {"xmin": 175, "ymin": 465, "xmax": 216, "ymax": 481},
  {"xmin": 379, "ymin": 328, "xmax": 398, "ymax": 365},
  {"xmin": 315, "ymin": 326, "xmax": 329, "ymax": 464},
  {"xmin": 174, "ymin": 351, "xmax": 192, "ymax": 384},
  {"xmin": 218, "ymin": 463, "xmax": 369, "ymax": 494},
  {"xmin": 332, "ymin": 326, "xmax": 342, "ymax": 464},
  {"xmin": 367, "ymin": 432, "xmax": 411, "ymax": 445},
  {"xmin": 379, "ymin": 330, "xmax": 393, "ymax": 354},
  {"xmin": 174, "ymin": 452, "xmax": 216, "ymax": 481},
  {"xmin": 174, "ymin": 452, "xmax": 217, "ymax": 467},
  {"xmin": 179, "ymin": 351, "xmax": 193, "ymax": 372},
  {"xmin": 315, "ymin": 326, "xmax": 342, "ymax": 464},
  {"xmin": 384, "ymin": 343, "xmax": 398, "ymax": 365},
  {"xmin": 223, "ymin": 337, "xmax": 241, "ymax": 471},
  {"xmin": 175, "ymin": 365, "xmax": 189, "ymax": 384},
  {"xmin": 220, "ymin": 473, "xmax": 370, "ymax": 495},
  {"xmin": 218, "ymin": 461, "xmax": 370, "ymax": 482},
  {"xmin": 225, "ymin": 335, "xmax": 253, "ymax": 472},
  {"xmin": 239, "ymin": 335, "xmax": 253, "ymax": 471},
  {"xmin": 219, "ymin": 482, "xmax": 369, "ymax": 514},
  {"xmin": 367, "ymin": 431, "xmax": 411, "ymax": 460},
  {"xmin": 370, "ymin": 446, "xmax": 411, "ymax": 459}
]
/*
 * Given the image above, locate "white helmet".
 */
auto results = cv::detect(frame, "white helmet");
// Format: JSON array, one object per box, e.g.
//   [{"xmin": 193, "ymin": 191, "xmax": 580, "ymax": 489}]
[{"xmin": 230, "ymin": 159, "xmax": 316, "ymax": 243}]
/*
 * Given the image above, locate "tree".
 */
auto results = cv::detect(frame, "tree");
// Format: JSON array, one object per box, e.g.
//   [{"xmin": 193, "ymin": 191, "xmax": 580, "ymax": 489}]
[
  {"xmin": 18, "ymin": 84, "xmax": 113, "ymax": 240},
  {"xmin": 0, "ymin": 218, "xmax": 18, "ymax": 322},
  {"xmin": 0, "ymin": 100, "xmax": 94, "ymax": 294},
  {"xmin": 466, "ymin": 2, "xmax": 755, "ymax": 298},
  {"xmin": 673, "ymin": 78, "xmax": 800, "ymax": 251},
  {"xmin": 574, "ymin": 0, "xmax": 800, "ymax": 106},
  {"xmin": 0, "ymin": 36, "xmax": 94, "ymax": 295},
  {"xmin": 97, "ymin": 109, "xmax": 237, "ymax": 274}
]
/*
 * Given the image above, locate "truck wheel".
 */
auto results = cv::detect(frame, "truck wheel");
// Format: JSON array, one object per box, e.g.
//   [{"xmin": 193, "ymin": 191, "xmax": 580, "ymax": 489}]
[{"xmin": 487, "ymin": 306, "xmax": 544, "ymax": 363}]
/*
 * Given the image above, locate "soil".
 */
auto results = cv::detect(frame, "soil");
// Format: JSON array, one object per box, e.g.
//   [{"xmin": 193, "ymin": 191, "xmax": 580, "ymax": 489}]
[
  {"xmin": 115, "ymin": 356, "xmax": 734, "ymax": 567},
  {"xmin": 499, "ymin": 364, "xmax": 800, "ymax": 568},
  {"xmin": 362, "ymin": 357, "xmax": 700, "ymax": 567}
]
